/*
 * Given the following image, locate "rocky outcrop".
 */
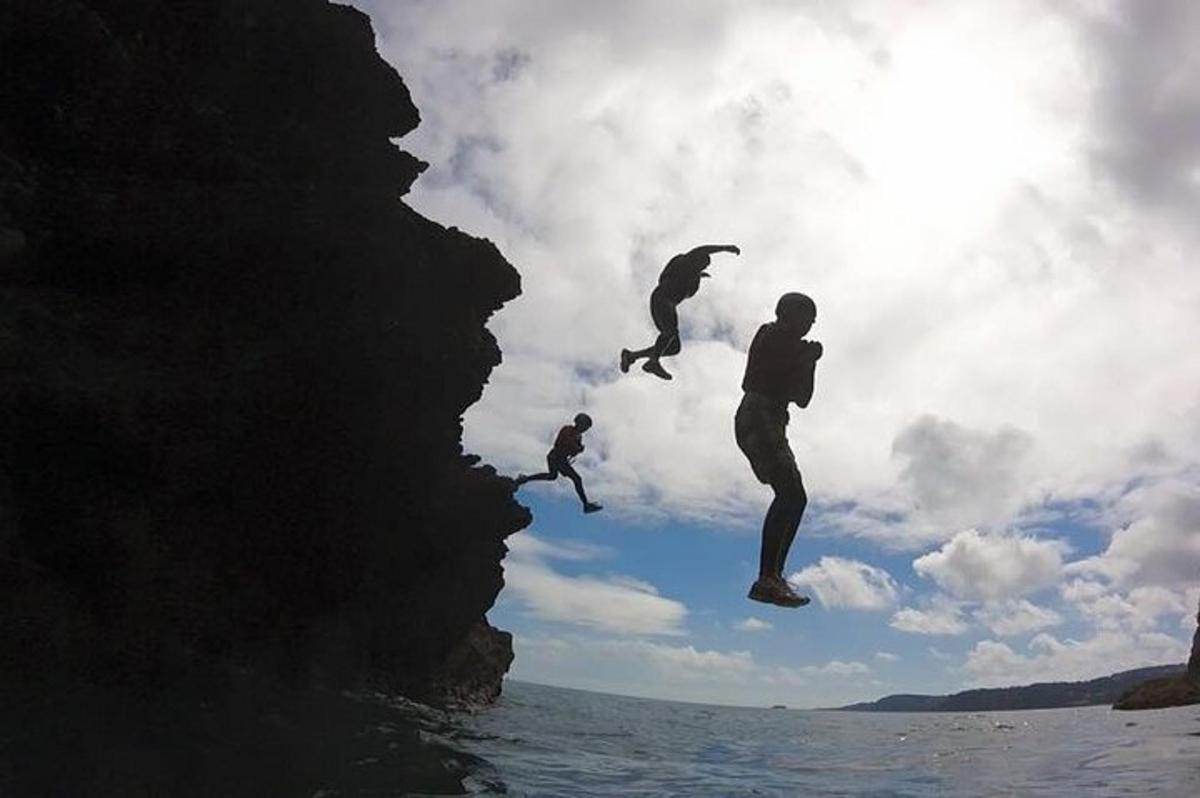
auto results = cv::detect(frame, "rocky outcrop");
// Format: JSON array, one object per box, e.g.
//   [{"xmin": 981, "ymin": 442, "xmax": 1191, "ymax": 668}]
[
  {"xmin": 1113, "ymin": 598, "xmax": 1200, "ymax": 711},
  {"xmin": 1190, "ymin": 598, "xmax": 1200, "ymax": 674},
  {"xmin": 0, "ymin": 0, "xmax": 528, "ymax": 704}
]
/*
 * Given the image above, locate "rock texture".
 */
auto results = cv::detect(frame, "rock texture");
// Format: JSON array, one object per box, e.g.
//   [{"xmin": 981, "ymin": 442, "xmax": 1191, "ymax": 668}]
[
  {"xmin": 1190, "ymin": 598, "xmax": 1200, "ymax": 674},
  {"xmin": 0, "ymin": 0, "xmax": 528, "ymax": 704},
  {"xmin": 1114, "ymin": 598, "xmax": 1200, "ymax": 710}
]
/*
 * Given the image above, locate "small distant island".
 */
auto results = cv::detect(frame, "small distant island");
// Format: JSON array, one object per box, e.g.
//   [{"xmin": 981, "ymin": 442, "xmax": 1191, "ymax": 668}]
[{"xmin": 835, "ymin": 664, "xmax": 1186, "ymax": 712}]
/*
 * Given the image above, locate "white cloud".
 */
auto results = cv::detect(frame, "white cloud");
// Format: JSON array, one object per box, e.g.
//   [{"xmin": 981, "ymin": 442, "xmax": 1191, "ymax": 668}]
[
  {"xmin": 1061, "ymin": 580, "xmax": 1194, "ymax": 633},
  {"xmin": 912, "ymin": 529, "xmax": 1069, "ymax": 601},
  {"xmin": 1065, "ymin": 478, "xmax": 1200, "ymax": 589},
  {"xmin": 892, "ymin": 415, "xmax": 1033, "ymax": 530},
  {"xmin": 928, "ymin": 647, "xmax": 954, "ymax": 662},
  {"xmin": 734, "ymin": 617, "xmax": 773, "ymax": 632},
  {"xmin": 349, "ymin": 0, "xmax": 1200, "ymax": 702},
  {"xmin": 503, "ymin": 534, "xmax": 687, "ymax": 635},
  {"xmin": 803, "ymin": 659, "xmax": 871, "ymax": 677},
  {"xmin": 1084, "ymin": 1, "xmax": 1200, "ymax": 215},
  {"xmin": 510, "ymin": 635, "xmax": 875, "ymax": 706},
  {"xmin": 963, "ymin": 630, "xmax": 1191, "ymax": 688},
  {"xmin": 353, "ymin": 0, "xmax": 1200, "ymax": 540},
  {"xmin": 507, "ymin": 533, "xmax": 611, "ymax": 563},
  {"xmin": 515, "ymin": 636, "xmax": 752, "ymax": 686},
  {"xmin": 875, "ymin": 651, "xmax": 900, "ymax": 662},
  {"xmin": 973, "ymin": 598, "xmax": 1062, "ymax": 636},
  {"xmin": 789, "ymin": 556, "xmax": 899, "ymax": 610},
  {"xmin": 890, "ymin": 598, "xmax": 969, "ymax": 635}
]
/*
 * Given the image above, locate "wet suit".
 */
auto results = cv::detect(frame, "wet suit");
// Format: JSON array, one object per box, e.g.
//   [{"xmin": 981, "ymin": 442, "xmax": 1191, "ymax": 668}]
[
  {"xmin": 621, "ymin": 244, "xmax": 739, "ymax": 379},
  {"xmin": 735, "ymin": 319, "xmax": 822, "ymax": 607},
  {"xmin": 517, "ymin": 426, "xmax": 600, "ymax": 512},
  {"xmin": 649, "ymin": 253, "xmax": 705, "ymax": 357}
]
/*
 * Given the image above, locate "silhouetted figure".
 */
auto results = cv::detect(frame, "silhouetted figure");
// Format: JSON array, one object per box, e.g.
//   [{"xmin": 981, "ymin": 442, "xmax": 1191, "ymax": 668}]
[
  {"xmin": 736, "ymin": 293, "xmax": 822, "ymax": 608},
  {"xmin": 515, "ymin": 413, "xmax": 603, "ymax": 513},
  {"xmin": 620, "ymin": 244, "xmax": 741, "ymax": 380}
]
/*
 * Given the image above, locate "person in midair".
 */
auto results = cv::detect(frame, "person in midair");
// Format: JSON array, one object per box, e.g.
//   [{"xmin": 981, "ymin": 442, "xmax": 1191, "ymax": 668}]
[
  {"xmin": 736, "ymin": 292, "xmax": 823, "ymax": 607},
  {"xmin": 620, "ymin": 244, "xmax": 741, "ymax": 380},
  {"xmin": 515, "ymin": 413, "xmax": 603, "ymax": 514}
]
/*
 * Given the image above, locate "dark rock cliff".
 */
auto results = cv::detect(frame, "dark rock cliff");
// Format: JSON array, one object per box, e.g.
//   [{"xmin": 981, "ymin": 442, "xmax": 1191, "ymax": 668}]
[
  {"xmin": 0, "ymin": 0, "xmax": 528, "ymax": 704},
  {"xmin": 1190, "ymin": 598, "xmax": 1200, "ymax": 675},
  {"xmin": 1113, "ymin": 598, "xmax": 1200, "ymax": 710}
]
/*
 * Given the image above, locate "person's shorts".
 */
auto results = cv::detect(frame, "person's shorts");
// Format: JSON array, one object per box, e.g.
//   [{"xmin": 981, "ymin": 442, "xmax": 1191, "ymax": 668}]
[
  {"xmin": 547, "ymin": 451, "xmax": 578, "ymax": 479},
  {"xmin": 735, "ymin": 391, "xmax": 799, "ymax": 485},
  {"xmin": 649, "ymin": 285, "xmax": 680, "ymax": 335}
]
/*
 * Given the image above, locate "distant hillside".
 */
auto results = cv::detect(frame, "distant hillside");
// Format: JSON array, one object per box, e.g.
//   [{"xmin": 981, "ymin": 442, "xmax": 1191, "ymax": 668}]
[{"xmin": 838, "ymin": 664, "xmax": 1185, "ymax": 712}]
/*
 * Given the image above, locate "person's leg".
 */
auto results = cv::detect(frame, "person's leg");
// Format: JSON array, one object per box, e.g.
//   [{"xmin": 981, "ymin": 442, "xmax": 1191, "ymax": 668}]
[
  {"xmin": 559, "ymin": 460, "xmax": 601, "ymax": 512},
  {"xmin": 643, "ymin": 290, "xmax": 679, "ymax": 379},
  {"xmin": 560, "ymin": 460, "xmax": 588, "ymax": 504},
  {"xmin": 622, "ymin": 289, "xmax": 669, "ymax": 372},
  {"xmin": 768, "ymin": 471, "xmax": 807, "ymax": 579},
  {"xmin": 757, "ymin": 487, "xmax": 791, "ymax": 579},
  {"xmin": 649, "ymin": 291, "xmax": 680, "ymax": 359},
  {"xmin": 516, "ymin": 454, "xmax": 561, "ymax": 486},
  {"xmin": 739, "ymin": 399, "xmax": 808, "ymax": 607},
  {"xmin": 750, "ymin": 480, "xmax": 807, "ymax": 607},
  {"xmin": 517, "ymin": 471, "xmax": 556, "ymax": 484},
  {"xmin": 621, "ymin": 344, "xmax": 656, "ymax": 372}
]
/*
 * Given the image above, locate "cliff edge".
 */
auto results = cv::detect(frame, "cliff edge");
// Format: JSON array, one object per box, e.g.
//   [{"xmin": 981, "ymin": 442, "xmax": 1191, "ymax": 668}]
[{"xmin": 0, "ymin": 0, "xmax": 528, "ymax": 705}]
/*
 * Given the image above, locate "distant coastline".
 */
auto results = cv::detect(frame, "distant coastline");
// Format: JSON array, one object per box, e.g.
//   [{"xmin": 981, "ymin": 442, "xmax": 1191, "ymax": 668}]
[{"xmin": 835, "ymin": 664, "xmax": 1185, "ymax": 712}]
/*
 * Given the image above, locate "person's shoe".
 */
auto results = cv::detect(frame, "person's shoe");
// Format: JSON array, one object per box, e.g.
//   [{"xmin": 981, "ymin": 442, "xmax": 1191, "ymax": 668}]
[
  {"xmin": 620, "ymin": 349, "xmax": 634, "ymax": 373},
  {"xmin": 583, "ymin": 502, "xmax": 603, "ymax": 514},
  {"xmin": 747, "ymin": 578, "xmax": 810, "ymax": 608},
  {"xmin": 747, "ymin": 579, "xmax": 779, "ymax": 605},
  {"xmin": 642, "ymin": 360, "xmax": 672, "ymax": 380},
  {"xmin": 772, "ymin": 577, "xmax": 810, "ymax": 608}
]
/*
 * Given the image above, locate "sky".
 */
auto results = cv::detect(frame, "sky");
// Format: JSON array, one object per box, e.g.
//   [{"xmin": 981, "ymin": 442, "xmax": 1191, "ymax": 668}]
[{"xmin": 350, "ymin": 0, "xmax": 1200, "ymax": 708}]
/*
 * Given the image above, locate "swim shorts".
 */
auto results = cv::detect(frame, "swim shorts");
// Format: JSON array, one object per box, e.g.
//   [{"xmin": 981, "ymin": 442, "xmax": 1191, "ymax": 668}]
[{"xmin": 735, "ymin": 391, "xmax": 799, "ymax": 485}]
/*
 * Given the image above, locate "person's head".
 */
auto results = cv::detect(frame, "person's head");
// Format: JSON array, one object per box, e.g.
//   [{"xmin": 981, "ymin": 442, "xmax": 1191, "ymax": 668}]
[
  {"xmin": 775, "ymin": 292, "xmax": 816, "ymax": 334},
  {"xmin": 573, "ymin": 412, "xmax": 593, "ymax": 431}
]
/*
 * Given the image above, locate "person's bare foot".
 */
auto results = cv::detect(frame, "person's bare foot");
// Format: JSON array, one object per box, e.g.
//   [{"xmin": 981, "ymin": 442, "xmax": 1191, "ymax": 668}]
[
  {"xmin": 620, "ymin": 349, "xmax": 634, "ymax": 373},
  {"xmin": 642, "ymin": 360, "xmax": 672, "ymax": 380},
  {"xmin": 583, "ymin": 502, "xmax": 603, "ymax": 514}
]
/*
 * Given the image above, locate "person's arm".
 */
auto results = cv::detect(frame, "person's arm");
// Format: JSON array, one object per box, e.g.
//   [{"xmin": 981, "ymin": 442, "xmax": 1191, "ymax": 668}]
[
  {"xmin": 687, "ymin": 244, "xmax": 741, "ymax": 258},
  {"xmin": 683, "ymin": 244, "xmax": 740, "ymax": 279},
  {"xmin": 791, "ymin": 341, "xmax": 821, "ymax": 408}
]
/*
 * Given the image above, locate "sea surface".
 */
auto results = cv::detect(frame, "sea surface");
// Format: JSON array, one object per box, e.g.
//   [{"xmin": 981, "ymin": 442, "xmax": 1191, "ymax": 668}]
[
  {"xmin": 5, "ymin": 678, "xmax": 1199, "ymax": 796},
  {"xmin": 426, "ymin": 680, "xmax": 1200, "ymax": 797}
]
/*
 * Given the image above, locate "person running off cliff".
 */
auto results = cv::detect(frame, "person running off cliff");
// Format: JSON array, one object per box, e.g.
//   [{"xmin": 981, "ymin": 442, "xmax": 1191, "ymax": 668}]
[
  {"xmin": 736, "ymin": 293, "xmax": 822, "ymax": 608},
  {"xmin": 515, "ymin": 413, "xmax": 603, "ymax": 514},
  {"xmin": 620, "ymin": 244, "xmax": 741, "ymax": 380}
]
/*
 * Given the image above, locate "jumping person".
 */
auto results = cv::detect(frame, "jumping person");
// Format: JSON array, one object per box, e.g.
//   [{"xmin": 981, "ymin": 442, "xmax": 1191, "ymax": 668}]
[
  {"xmin": 515, "ymin": 413, "xmax": 603, "ymax": 514},
  {"xmin": 735, "ymin": 293, "xmax": 823, "ymax": 607},
  {"xmin": 620, "ymin": 244, "xmax": 741, "ymax": 380}
]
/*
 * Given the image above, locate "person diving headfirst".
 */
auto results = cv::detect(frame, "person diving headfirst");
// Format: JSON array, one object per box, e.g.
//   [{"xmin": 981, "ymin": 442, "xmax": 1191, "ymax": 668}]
[
  {"xmin": 515, "ymin": 413, "xmax": 603, "ymax": 514},
  {"xmin": 620, "ymin": 244, "xmax": 741, "ymax": 380},
  {"xmin": 735, "ymin": 293, "xmax": 823, "ymax": 608}
]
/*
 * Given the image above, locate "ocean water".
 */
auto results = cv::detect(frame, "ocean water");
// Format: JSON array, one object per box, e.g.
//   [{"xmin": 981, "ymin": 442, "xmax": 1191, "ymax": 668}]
[{"xmin": 430, "ymin": 680, "xmax": 1200, "ymax": 797}]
